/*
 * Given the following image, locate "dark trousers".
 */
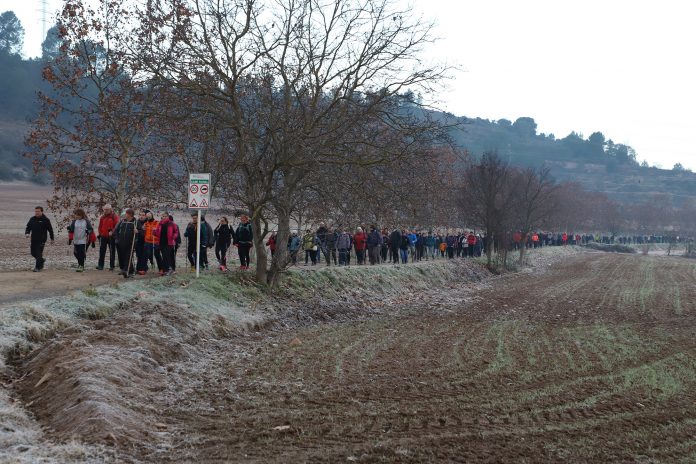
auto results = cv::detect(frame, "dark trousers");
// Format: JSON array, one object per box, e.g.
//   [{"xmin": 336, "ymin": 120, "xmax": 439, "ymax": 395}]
[
  {"xmin": 117, "ymin": 242, "xmax": 134, "ymax": 274},
  {"xmin": 30, "ymin": 240, "xmax": 46, "ymax": 269},
  {"xmin": 216, "ymin": 242, "xmax": 229, "ymax": 266},
  {"xmin": 161, "ymin": 245, "xmax": 173, "ymax": 272},
  {"xmin": 187, "ymin": 246, "xmax": 197, "ymax": 267},
  {"xmin": 323, "ymin": 247, "xmax": 337, "ymax": 265},
  {"xmin": 338, "ymin": 248, "xmax": 349, "ymax": 265},
  {"xmin": 391, "ymin": 247, "xmax": 399, "ymax": 264},
  {"xmin": 73, "ymin": 244, "xmax": 86, "ymax": 267},
  {"xmin": 447, "ymin": 247, "xmax": 454, "ymax": 259},
  {"xmin": 238, "ymin": 244, "xmax": 251, "ymax": 267},
  {"xmin": 468, "ymin": 246, "xmax": 474, "ymax": 257},
  {"xmin": 98, "ymin": 236, "xmax": 116, "ymax": 269},
  {"xmin": 381, "ymin": 245, "xmax": 388, "ymax": 262},
  {"xmin": 356, "ymin": 249, "xmax": 366, "ymax": 265},
  {"xmin": 368, "ymin": 246, "xmax": 380, "ymax": 265},
  {"xmin": 146, "ymin": 244, "xmax": 162, "ymax": 270},
  {"xmin": 305, "ymin": 249, "xmax": 317, "ymax": 265},
  {"xmin": 136, "ymin": 241, "xmax": 148, "ymax": 272}
]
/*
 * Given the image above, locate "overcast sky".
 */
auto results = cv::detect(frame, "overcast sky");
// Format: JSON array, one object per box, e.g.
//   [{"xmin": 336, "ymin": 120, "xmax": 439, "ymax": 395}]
[{"xmin": 5, "ymin": 0, "xmax": 695, "ymax": 170}]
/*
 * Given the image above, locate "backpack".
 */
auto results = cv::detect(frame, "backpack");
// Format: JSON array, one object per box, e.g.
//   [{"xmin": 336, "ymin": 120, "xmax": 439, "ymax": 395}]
[{"xmin": 205, "ymin": 222, "xmax": 215, "ymax": 247}]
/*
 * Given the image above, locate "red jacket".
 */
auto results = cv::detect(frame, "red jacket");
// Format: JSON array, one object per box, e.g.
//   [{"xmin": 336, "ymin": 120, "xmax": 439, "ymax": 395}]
[
  {"xmin": 266, "ymin": 235, "xmax": 277, "ymax": 251},
  {"xmin": 97, "ymin": 212, "xmax": 119, "ymax": 238},
  {"xmin": 513, "ymin": 232, "xmax": 522, "ymax": 243},
  {"xmin": 353, "ymin": 232, "xmax": 367, "ymax": 251},
  {"xmin": 467, "ymin": 234, "xmax": 476, "ymax": 246},
  {"xmin": 154, "ymin": 217, "xmax": 179, "ymax": 246}
]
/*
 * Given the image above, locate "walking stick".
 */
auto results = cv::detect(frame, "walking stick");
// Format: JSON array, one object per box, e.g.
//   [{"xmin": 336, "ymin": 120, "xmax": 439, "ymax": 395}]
[{"xmin": 123, "ymin": 221, "xmax": 137, "ymax": 279}]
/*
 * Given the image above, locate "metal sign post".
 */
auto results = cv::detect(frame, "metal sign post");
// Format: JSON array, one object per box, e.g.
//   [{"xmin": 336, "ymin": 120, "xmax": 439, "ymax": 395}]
[{"xmin": 188, "ymin": 173, "xmax": 211, "ymax": 278}]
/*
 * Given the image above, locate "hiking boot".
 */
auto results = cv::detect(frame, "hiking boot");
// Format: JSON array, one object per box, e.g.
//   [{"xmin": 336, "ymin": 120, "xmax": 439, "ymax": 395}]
[
  {"xmin": 190, "ymin": 266, "xmax": 196, "ymax": 272},
  {"xmin": 32, "ymin": 267, "xmax": 39, "ymax": 272},
  {"xmin": 96, "ymin": 266, "xmax": 104, "ymax": 270},
  {"xmin": 109, "ymin": 267, "xmax": 115, "ymax": 272},
  {"xmin": 137, "ymin": 270, "xmax": 146, "ymax": 275},
  {"xmin": 166, "ymin": 270, "xmax": 174, "ymax": 276},
  {"xmin": 76, "ymin": 266, "xmax": 84, "ymax": 272}
]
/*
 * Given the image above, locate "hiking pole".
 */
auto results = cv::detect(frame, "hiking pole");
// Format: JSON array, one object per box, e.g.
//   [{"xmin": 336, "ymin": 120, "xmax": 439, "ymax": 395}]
[{"xmin": 124, "ymin": 222, "xmax": 137, "ymax": 279}]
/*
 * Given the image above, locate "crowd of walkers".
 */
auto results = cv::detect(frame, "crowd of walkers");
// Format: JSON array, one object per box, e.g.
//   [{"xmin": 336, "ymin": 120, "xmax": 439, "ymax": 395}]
[
  {"xmin": 24, "ymin": 206, "xmax": 254, "ymax": 277},
  {"xmin": 285, "ymin": 224, "xmax": 486, "ymax": 266},
  {"xmin": 25, "ymin": 205, "xmax": 691, "ymax": 276}
]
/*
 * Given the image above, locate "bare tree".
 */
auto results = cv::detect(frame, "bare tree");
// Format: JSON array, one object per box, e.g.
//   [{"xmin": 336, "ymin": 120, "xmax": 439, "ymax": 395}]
[
  {"xmin": 25, "ymin": 1, "xmax": 159, "ymax": 221},
  {"xmin": 462, "ymin": 151, "xmax": 515, "ymax": 268},
  {"xmin": 132, "ymin": 0, "xmax": 451, "ymax": 286},
  {"xmin": 511, "ymin": 166, "xmax": 557, "ymax": 263}
]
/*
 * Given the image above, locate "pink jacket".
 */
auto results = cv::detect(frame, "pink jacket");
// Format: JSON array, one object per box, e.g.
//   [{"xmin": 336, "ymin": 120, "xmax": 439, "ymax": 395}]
[{"xmin": 154, "ymin": 217, "xmax": 179, "ymax": 246}]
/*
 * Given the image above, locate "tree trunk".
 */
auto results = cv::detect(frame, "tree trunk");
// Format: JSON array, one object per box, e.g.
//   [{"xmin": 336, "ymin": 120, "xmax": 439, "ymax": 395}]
[
  {"xmin": 251, "ymin": 214, "xmax": 268, "ymax": 284},
  {"xmin": 486, "ymin": 229, "xmax": 493, "ymax": 268},
  {"xmin": 267, "ymin": 210, "xmax": 291, "ymax": 289},
  {"xmin": 518, "ymin": 232, "xmax": 528, "ymax": 264}
]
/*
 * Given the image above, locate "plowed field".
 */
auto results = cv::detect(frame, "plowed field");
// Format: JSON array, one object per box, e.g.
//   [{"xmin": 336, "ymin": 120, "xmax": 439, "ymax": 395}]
[{"xmin": 18, "ymin": 253, "xmax": 696, "ymax": 462}]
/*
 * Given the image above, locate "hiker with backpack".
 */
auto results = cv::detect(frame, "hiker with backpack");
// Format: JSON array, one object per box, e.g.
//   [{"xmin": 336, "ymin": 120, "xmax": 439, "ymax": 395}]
[
  {"xmin": 234, "ymin": 214, "xmax": 254, "ymax": 270},
  {"xmin": 114, "ymin": 208, "xmax": 138, "ymax": 278}
]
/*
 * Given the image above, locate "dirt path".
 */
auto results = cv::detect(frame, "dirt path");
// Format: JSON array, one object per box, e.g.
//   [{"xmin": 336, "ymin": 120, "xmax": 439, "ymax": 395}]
[
  {"xmin": 0, "ymin": 269, "xmax": 156, "ymax": 305},
  {"xmin": 16, "ymin": 253, "xmax": 696, "ymax": 462}
]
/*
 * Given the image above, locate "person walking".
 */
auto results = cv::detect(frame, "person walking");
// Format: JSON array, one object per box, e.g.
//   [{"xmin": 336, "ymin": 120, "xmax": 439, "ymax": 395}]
[
  {"xmin": 214, "ymin": 217, "xmax": 233, "ymax": 271},
  {"xmin": 142, "ymin": 210, "xmax": 160, "ymax": 273},
  {"xmin": 288, "ymin": 231, "xmax": 301, "ymax": 265},
  {"xmin": 184, "ymin": 214, "xmax": 200, "ymax": 272},
  {"xmin": 325, "ymin": 227, "xmax": 338, "ymax": 266},
  {"xmin": 353, "ymin": 227, "xmax": 368, "ymax": 265},
  {"xmin": 234, "ymin": 214, "xmax": 253, "ymax": 270},
  {"xmin": 425, "ymin": 232, "xmax": 435, "ymax": 260},
  {"xmin": 96, "ymin": 204, "xmax": 119, "ymax": 271},
  {"xmin": 336, "ymin": 229, "xmax": 351, "ymax": 266},
  {"xmin": 200, "ymin": 215, "xmax": 214, "ymax": 270},
  {"xmin": 67, "ymin": 208, "xmax": 95, "ymax": 272},
  {"xmin": 25, "ymin": 206, "xmax": 54, "ymax": 272},
  {"xmin": 154, "ymin": 212, "xmax": 178, "ymax": 276},
  {"xmin": 380, "ymin": 229, "xmax": 390, "ymax": 263},
  {"xmin": 170, "ymin": 214, "xmax": 181, "ymax": 272},
  {"xmin": 389, "ymin": 228, "xmax": 401, "ymax": 264},
  {"xmin": 114, "ymin": 208, "xmax": 138, "ymax": 278},
  {"xmin": 266, "ymin": 231, "xmax": 277, "ymax": 258},
  {"xmin": 399, "ymin": 230, "xmax": 410, "ymax": 264},
  {"xmin": 367, "ymin": 225, "xmax": 382, "ymax": 265},
  {"xmin": 302, "ymin": 229, "xmax": 318, "ymax": 265},
  {"xmin": 135, "ymin": 210, "xmax": 148, "ymax": 275}
]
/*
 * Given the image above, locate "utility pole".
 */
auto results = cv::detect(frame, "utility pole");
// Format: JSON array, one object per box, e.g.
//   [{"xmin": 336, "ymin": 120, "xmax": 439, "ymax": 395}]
[{"xmin": 37, "ymin": 0, "xmax": 50, "ymax": 47}]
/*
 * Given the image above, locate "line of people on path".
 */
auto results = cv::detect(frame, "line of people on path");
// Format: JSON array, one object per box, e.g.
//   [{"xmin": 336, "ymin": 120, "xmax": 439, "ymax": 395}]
[
  {"xmin": 31, "ymin": 205, "xmax": 666, "ymax": 275},
  {"xmin": 276, "ymin": 224, "xmax": 486, "ymax": 266},
  {"xmin": 25, "ymin": 206, "xmax": 254, "ymax": 277}
]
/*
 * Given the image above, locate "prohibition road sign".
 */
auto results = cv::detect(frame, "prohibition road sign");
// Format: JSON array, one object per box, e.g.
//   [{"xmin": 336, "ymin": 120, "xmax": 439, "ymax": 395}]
[{"xmin": 188, "ymin": 173, "xmax": 211, "ymax": 209}]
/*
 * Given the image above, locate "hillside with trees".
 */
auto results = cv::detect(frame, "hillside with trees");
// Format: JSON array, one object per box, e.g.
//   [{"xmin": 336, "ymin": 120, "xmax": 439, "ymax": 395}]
[
  {"xmin": 1, "ymin": 7, "xmax": 695, "ymax": 205},
  {"xmin": 449, "ymin": 116, "xmax": 696, "ymax": 205}
]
